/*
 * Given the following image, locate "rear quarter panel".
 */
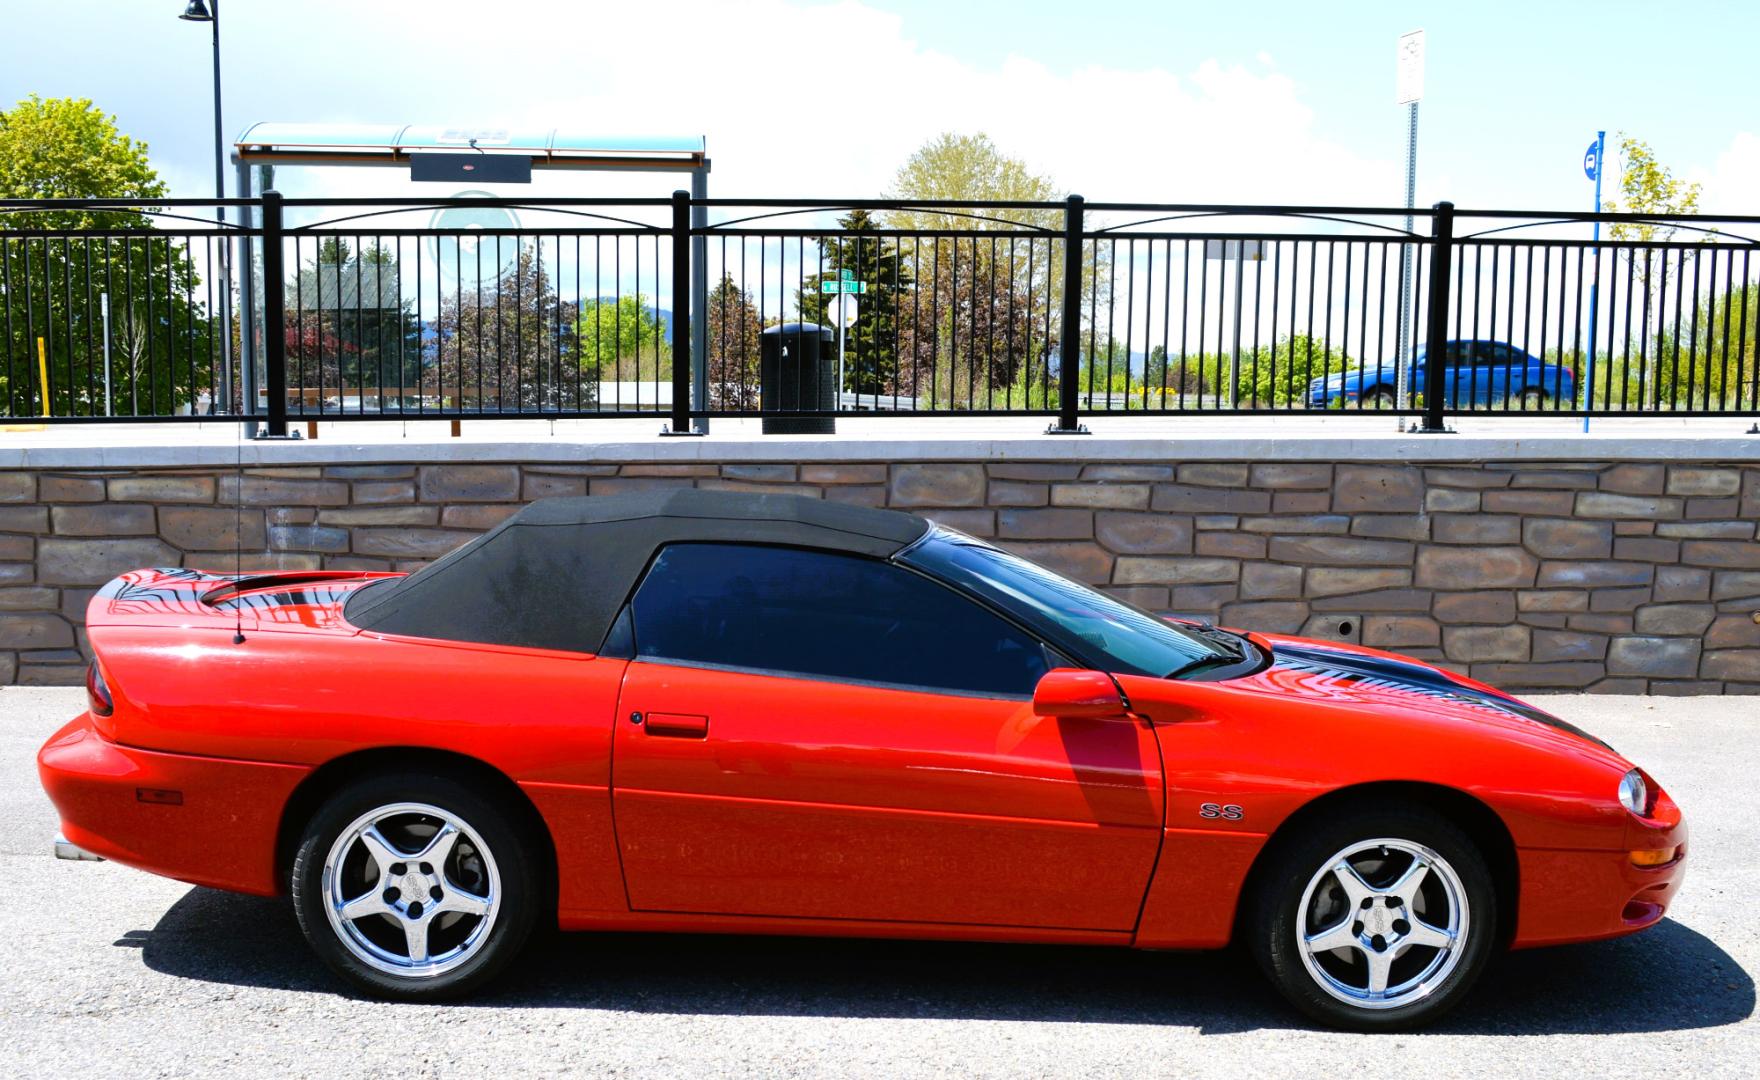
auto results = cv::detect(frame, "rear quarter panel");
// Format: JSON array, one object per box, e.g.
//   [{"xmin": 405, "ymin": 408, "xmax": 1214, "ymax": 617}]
[
  {"xmin": 86, "ymin": 621, "xmax": 634, "ymax": 919},
  {"xmin": 90, "ymin": 623, "xmax": 625, "ymax": 786}
]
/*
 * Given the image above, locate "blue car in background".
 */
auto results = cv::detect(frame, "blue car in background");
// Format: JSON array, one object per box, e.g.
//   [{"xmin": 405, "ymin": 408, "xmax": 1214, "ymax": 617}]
[{"xmin": 1308, "ymin": 340, "xmax": 1576, "ymax": 409}]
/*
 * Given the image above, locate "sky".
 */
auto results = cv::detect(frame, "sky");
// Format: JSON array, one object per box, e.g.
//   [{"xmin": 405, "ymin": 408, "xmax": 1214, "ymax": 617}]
[{"xmin": 6, "ymin": 0, "xmax": 1760, "ymax": 215}]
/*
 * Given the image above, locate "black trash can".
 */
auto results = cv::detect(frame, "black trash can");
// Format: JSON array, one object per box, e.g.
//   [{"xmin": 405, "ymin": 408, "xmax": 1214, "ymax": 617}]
[{"xmin": 760, "ymin": 323, "xmax": 837, "ymax": 434}]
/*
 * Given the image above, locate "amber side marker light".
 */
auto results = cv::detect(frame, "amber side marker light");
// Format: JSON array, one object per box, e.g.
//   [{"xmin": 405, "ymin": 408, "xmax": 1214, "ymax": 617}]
[{"xmin": 1629, "ymin": 847, "xmax": 1676, "ymax": 867}]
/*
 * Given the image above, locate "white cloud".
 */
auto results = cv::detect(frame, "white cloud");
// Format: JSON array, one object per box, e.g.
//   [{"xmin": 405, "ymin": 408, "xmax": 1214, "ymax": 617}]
[
  {"xmin": 1698, "ymin": 132, "xmax": 1760, "ymax": 217},
  {"xmin": 250, "ymin": 0, "xmax": 1388, "ymax": 211}
]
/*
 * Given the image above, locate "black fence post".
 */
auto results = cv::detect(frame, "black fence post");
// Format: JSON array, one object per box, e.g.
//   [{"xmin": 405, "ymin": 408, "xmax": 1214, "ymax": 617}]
[
  {"xmin": 1047, "ymin": 193, "xmax": 1088, "ymax": 434},
  {"xmin": 259, "ymin": 190, "xmax": 288, "ymax": 438},
  {"xmin": 660, "ymin": 189, "xmax": 702, "ymax": 436},
  {"xmin": 1417, "ymin": 199, "xmax": 1455, "ymax": 434}
]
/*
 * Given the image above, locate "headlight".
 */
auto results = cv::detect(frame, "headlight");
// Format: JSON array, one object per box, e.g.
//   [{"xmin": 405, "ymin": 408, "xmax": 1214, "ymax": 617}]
[{"xmin": 1618, "ymin": 769, "xmax": 1650, "ymax": 816}]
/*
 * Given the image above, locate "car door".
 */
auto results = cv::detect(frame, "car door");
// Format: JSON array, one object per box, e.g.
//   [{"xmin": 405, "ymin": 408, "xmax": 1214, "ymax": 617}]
[
  {"xmin": 1479, "ymin": 342, "xmax": 1524, "ymax": 404},
  {"xmin": 1453, "ymin": 341, "xmax": 1479, "ymax": 404},
  {"xmin": 1467, "ymin": 341, "xmax": 1502, "ymax": 405},
  {"xmin": 1412, "ymin": 345, "xmax": 1460, "ymax": 407},
  {"xmin": 609, "ymin": 542, "xmax": 1165, "ymax": 932}
]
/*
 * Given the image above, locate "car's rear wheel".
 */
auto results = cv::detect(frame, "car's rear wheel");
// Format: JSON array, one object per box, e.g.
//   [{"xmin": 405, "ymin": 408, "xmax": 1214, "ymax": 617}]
[
  {"xmin": 1247, "ymin": 803, "xmax": 1497, "ymax": 1031},
  {"xmin": 1517, "ymin": 387, "xmax": 1548, "ymax": 410},
  {"xmin": 291, "ymin": 772, "xmax": 539, "ymax": 1000}
]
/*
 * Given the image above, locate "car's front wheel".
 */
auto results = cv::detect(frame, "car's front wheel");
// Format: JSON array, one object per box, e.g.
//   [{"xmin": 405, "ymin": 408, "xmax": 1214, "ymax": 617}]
[
  {"xmin": 1359, "ymin": 386, "xmax": 1397, "ymax": 409},
  {"xmin": 291, "ymin": 772, "xmax": 540, "ymax": 1000},
  {"xmin": 1248, "ymin": 803, "xmax": 1497, "ymax": 1031}
]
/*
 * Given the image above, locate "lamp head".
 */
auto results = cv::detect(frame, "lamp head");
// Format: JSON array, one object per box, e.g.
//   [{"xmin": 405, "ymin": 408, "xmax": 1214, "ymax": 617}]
[{"xmin": 179, "ymin": 0, "xmax": 214, "ymax": 22}]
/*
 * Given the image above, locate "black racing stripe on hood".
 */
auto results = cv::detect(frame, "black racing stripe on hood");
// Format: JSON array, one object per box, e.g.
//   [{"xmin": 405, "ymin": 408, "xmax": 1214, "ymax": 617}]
[{"xmin": 1272, "ymin": 642, "xmax": 1609, "ymax": 748}]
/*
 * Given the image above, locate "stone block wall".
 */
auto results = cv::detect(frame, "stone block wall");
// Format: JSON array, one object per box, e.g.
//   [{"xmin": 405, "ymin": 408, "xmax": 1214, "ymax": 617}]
[{"xmin": 1, "ymin": 458, "xmax": 1757, "ymax": 693}]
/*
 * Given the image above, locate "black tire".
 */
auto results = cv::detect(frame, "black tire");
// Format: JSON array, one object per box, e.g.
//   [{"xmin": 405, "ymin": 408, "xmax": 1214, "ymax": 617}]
[
  {"xmin": 1246, "ymin": 802, "xmax": 1498, "ymax": 1031},
  {"xmin": 1518, "ymin": 387, "xmax": 1548, "ymax": 410},
  {"xmin": 1360, "ymin": 387, "xmax": 1397, "ymax": 409},
  {"xmin": 291, "ymin": 771, "xmax": 540, "ymax": 1000}
]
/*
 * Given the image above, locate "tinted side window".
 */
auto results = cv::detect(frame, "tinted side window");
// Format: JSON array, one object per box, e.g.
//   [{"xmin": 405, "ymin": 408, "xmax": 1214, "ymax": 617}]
[
  {"xmin": 629, "ymin": 543, "xmax": 1049, "ymax": 697},
  {"xmin": 1476, "ymin": 343, "xmax": 1515, "ymax": 366}
]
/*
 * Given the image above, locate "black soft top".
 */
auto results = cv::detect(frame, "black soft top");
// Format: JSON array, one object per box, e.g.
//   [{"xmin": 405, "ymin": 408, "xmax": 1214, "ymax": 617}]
[{"xmin": 344, "ymin": 488, "xmax": 930, "ymax": 654}]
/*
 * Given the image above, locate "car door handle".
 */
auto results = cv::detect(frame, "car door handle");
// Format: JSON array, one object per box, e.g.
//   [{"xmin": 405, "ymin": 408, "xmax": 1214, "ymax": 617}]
[{"xmin": 641, "ymin": 712, "xmax": 709, "ymax": 739}]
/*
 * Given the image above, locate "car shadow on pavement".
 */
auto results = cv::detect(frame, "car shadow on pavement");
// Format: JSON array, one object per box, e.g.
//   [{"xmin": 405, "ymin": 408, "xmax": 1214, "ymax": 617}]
[{"xmin": 137, "ymin": 887, "xmax": 1753, "ymax": 1036}]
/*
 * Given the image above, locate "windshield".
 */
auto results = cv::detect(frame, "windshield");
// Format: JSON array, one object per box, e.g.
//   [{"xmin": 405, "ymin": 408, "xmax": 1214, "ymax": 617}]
[{"xmin": 900, "ymin": 529, "xmax": 1242, "ymax": 678}]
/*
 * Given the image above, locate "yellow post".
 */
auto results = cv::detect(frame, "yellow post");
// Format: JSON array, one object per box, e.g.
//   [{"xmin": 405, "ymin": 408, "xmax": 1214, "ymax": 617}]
[
  {"xmin": 3, "ymin": 340, "xmax": 50, "ymax": 431},
  {"xmin": 36, "ymin": 337, "xmax": 49, "ymax": 418}
]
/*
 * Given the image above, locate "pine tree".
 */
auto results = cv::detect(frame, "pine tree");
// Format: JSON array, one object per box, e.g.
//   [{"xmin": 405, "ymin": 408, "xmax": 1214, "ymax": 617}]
[
  {"xmin": 706, "ymin": 274, "xmax": 762, "ymax": 411},
  {"xmin": 435, "ymin": 244, "xmax": 582, "ymax": 411},
  {"xmin": 796, "ymin": 210, "xmax": 914, "ymax": 397}
]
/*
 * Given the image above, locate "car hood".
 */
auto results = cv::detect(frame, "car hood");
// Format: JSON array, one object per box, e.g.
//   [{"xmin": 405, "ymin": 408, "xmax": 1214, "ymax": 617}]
[{"xmin": 1225, "ymin": 632, "xmax": 1624, "ymax": 764}]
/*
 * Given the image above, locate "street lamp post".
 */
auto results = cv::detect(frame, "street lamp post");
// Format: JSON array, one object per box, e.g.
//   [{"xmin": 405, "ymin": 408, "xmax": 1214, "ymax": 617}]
[
  {"xmin": 1394, "ymin": 29, "xmax": 1424, "ymax": 432},
  {"xmin": 179, "ymin": 0, "xmax": 235, "ymax": 417}
]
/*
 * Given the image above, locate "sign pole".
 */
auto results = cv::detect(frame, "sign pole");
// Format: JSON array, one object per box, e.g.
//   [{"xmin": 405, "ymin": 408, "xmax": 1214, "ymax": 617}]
[
  {"xmin": 1229, "ymin": 246, "xmax": 1247, "ymax": 408},
  {"xmin": 102, "ymin": 293, "xmax": 113, "ymax": 416},
  {"xmin": 1583, "ymin": 130, "xmax": 1605, "ymax": 433},
  {"xmin": 819, "ymin": 272, "xmax": 863, "ymax": 410},
  {"xmin": 1395, "ymin": 30, "xmax": 1424, "ymax": 431}
]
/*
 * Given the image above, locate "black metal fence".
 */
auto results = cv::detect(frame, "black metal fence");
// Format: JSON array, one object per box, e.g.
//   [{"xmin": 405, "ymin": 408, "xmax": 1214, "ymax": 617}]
[{"xmin": 1, "ymin": 193, "xmax": 1755, "ymax": 433}]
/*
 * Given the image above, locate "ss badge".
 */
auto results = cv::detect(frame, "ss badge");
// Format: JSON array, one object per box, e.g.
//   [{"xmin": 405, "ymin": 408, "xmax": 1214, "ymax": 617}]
[{"xmin": 1199, "ymin": 802, "xmax": 1244, "ymax": 821}]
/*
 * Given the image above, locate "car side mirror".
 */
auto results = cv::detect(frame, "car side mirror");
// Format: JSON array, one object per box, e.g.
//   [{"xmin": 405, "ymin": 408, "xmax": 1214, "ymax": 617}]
[{"xmin": 1032, "ymin": 668, "xmax": 1129, "ymax": 720}]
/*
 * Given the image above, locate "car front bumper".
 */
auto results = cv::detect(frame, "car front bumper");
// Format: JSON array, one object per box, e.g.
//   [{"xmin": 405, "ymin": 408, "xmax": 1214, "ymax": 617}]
[{"xmin": 1512, "ymin": 810, "xmax": 1688, "ymax": 948}]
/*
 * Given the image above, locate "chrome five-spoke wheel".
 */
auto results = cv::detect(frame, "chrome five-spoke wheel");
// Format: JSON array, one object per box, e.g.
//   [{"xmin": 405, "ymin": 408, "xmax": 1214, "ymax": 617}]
[
  {"xmin": 1297, "ymin": 838, "xmax": 1467, "ymax": 1009},
  {"xmin": 292, "ymin": 772, "xmax": 539, "ymax": 1000},
  {"xmin": 322, "ymin": 802, "xmax": 502, "ymax": 977},
  {"xmin": 1249, "ymin": 803, "xmax": 1498, "ymax": 1030}
]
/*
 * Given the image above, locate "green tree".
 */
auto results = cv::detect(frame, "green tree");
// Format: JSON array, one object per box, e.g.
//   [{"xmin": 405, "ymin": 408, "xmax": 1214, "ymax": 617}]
[
  {"xmin": 1605, "ymin": 135, "xmax": 1704, "ymax": 249},
  {"xmin": 797, "ymin": 210, "xmax": 913, "ymax": 395},
  {"xmin": 1238, "ymin": 334, "xmax": 1352, "ymax": 406},
  {"xmin": 0, "ymin": 96, "xmax": 213, "ymax": 417},
  {"xmin": 1604, "ymin": 135, "xmax": 1707, "ymax": 407},
  {"xmin": 887, "ymin": 133, "xmax": 1107, "ymax": 409},
  {"xmin": 1144, "ymin": 344, "xmax": 1168, "ymax": 390},
  {"xmin": 1143, "ymin": 344, "xmax": 1217, "ymax": 399},
  {"xmin": 287, "ymin": 239, "xmax": 425, "ymax": 402},
  {"xmin": 706, "ymin": 274, "xmax": 761, "ymax": 410},
  {"xmin": 1651, "ymin": 282, "xmax": 1759, "ymax": 409},
  {"xmin": 1076, "ymin": 336, "xmax": 1132, "ymax": 399},
  {"xmin": 575, "ymin": 294, "xmax": 666, "ymax": 381},
  {"xmin": 436, "ymin": 245, "xmax": 581, "ymax": 410},
  {"xmin": 0, "ymin": 95, "xmax": 165, "ymax": 229},
  {"xmin": 888, "ymin": 133, "xmax": 1061, "ymax": 231},
  {"xmin": 891, "ymin": 135, "xmax": 1049, "ymax": 407}
]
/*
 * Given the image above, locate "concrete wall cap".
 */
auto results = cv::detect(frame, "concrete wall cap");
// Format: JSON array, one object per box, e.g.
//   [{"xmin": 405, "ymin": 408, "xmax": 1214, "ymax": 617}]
[{"xmin": 5, "ymin": 433, "xmax": 1760, "ymax": 470}]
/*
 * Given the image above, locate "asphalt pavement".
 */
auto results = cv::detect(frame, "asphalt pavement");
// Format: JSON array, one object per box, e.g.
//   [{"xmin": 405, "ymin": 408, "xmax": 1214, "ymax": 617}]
[{"xmin": 1, "ymin": 688, "xmax": 1754, "ymax": 1078}]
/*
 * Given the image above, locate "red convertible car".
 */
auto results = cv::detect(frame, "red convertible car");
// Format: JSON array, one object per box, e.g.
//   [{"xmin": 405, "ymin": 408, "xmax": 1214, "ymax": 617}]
[{"xmin": 39, "ymin": 490, "xmax": 1685, "ymax": 1030}]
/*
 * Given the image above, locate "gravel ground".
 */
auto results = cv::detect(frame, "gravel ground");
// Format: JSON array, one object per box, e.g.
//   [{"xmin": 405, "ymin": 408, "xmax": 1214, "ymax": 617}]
[{"xmin": 1, "ymin": 688, "xmax": 1753, "ymax": 1078}]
